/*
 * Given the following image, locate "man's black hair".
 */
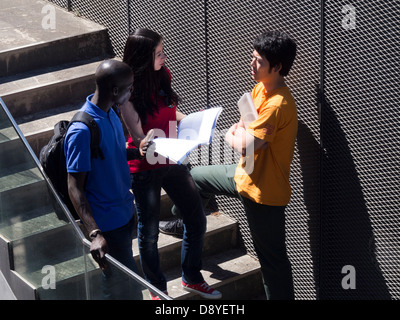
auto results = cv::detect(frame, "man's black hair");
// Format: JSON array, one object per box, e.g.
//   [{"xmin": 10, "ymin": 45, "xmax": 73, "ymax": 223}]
[
  {"xmin": 253, "ymin": 31, "xmax": 297, "ymax": 77},
  {"xmin": 95, "ymin": 59, "xmax": 133, "ymax": 92}
]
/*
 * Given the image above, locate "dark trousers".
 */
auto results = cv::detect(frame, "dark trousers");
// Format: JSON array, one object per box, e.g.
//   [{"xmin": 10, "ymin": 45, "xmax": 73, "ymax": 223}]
[
  {"xmin": 131, "ymin": 164, "xmax": 206, "ymax": 291},
  {"xmin": 101, "ymin": 217, "xmax": 143, "ymax": 299},
  {"xmin": 174, "ymin": 164, "xmax": 294, "ymax": 300}
]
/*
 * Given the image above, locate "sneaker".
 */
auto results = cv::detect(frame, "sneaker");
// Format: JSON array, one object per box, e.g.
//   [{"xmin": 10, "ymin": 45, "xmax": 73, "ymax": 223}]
[
  {"xmin": 149, "ymin": 290, "xmax": 168, "ymax": 300},
  {"xmin": 182, "ymin": 280, "xmax": 222, "ymax": 299},
  {"xmin": 159, "ymin": 219, "xmax": 184, "ymax": 238}
]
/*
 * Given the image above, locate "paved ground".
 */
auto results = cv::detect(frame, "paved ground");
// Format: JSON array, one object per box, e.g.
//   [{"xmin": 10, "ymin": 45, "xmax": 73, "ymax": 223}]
[{"xmin": 0, "ymin": 0, "xmax": 104, "ymax": 51}]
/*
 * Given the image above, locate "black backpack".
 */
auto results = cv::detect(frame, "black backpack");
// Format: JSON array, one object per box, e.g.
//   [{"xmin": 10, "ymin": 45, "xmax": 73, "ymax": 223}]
[{"xmin": 39, "ymin": 111, "xmax": 104, "ymax": 219}]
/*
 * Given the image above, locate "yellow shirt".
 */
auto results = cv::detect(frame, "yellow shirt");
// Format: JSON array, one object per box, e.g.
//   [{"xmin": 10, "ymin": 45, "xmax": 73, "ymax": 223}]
[{"xmin": 234, "ymin": 83, "xmax": 298, "ymax": 206}]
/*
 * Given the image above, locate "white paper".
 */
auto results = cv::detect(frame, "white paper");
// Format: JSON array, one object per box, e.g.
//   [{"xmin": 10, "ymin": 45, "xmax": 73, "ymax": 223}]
[
  {"xmin": 151, "ymin": 138, "xmax": 200, "ymax": 164},
  {"xmin": 151, "ymin": 107, "xmax": 223, "ymax": 164},
  {"xmin": 238, "ymin": 93, "xmax": 258, "ymax": 128},
  {"xmin": 177, "ymin": 107, "xmax": 222, "ymax": 143}
]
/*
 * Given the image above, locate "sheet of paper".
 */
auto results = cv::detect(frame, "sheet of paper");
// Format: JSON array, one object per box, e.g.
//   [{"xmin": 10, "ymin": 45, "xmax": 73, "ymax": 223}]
[
  {"xmin": 151, "ymin": 107, "xmax": 223, "ymax": 164},
  {"xmin": 151, "ymin": 138, "xmax": 200, "ymax": 164},
  {"xmin": 178, "ymin": 107, "xmax": 223, "ymax": 143},
  {"xmin": 238, "ymin": 93, "xmax": 257, "ymax": 128}
]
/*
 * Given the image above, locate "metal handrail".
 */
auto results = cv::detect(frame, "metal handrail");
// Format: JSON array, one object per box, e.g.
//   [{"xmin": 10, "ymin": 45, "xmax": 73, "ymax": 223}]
[{"xmin": 0, "ymin": 97, "xmax": 171, "ymax": 300}]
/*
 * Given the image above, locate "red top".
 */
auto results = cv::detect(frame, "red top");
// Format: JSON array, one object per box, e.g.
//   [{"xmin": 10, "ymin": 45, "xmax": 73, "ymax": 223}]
[{"xmin": 127, "ymin": 68, "xmax": 176, "ymax": 173}]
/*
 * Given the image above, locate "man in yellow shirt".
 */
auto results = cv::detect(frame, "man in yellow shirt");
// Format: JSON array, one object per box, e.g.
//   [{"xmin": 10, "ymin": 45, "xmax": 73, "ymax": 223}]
[{"xmin": 170, "ymin": 31, "xmax": 297, "ymax": 299}]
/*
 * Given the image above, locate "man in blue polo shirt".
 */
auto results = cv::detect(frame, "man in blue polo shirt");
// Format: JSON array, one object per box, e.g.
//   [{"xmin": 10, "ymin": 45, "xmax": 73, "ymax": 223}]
[{"xmin": 65, "ymin": 59, "xmax": 150, "ymax": 299}]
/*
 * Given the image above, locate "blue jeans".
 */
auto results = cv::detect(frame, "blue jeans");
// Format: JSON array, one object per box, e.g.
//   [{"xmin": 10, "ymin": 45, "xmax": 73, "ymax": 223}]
[
  {"xmin": 101, "ymin": 217, "xmax": 143, "ymax": 299},
  {"xmin": 131, "ymin": 164, "xmax": 206, "ymax": 291}
]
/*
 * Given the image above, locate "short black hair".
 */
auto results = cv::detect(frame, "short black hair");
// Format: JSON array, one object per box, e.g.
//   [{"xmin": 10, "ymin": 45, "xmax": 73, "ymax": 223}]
[
  {"xmin": 253, "ymin": 31, "xmax": 297, "ymax": 77},
  {"xmin": 95, "ymin": 59, "xmax": 132, "ymax": 92}
]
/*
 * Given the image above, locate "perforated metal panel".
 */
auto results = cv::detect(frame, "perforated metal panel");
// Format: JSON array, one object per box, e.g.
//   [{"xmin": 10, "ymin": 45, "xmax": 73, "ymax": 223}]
[
  {"xmin": 46, "ymin": 0, "xmax": 68, "ymax": 9},
  {"xmin": 321, "ymin": 0, "xmax": 399, "ymax": 300},
  {"xmin": 128, "ymin": 0, "xmax": 209, "ymax": 166},
  {"xmin": 206, "ymin": 0, "xmax": 322, "ymax": 300},
  {"xmin": 128, "ymin": 0, "xmax": 208, "ymax": 116},
  {"xmin": 70, "ymin": 0, "xmax": 129, "ymax": 57},
  {"xmin": 45, "ymin": 0, "xmax": 399, "ymax": 300}
]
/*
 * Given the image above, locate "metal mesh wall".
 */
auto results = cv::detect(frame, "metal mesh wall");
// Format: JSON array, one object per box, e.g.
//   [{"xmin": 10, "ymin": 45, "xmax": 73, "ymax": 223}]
[
  {"xmin": 206, "ymin": 0, "xmax": 321, "ymax": 300},
  {"xmin": 128, "ymin": 0, "xmax": 208, "ymax": 118},
  {"xmin": 45, "ymin": 0, "xmax": 399, "ymax": 299},
  {"xmin": 48, "ymin": 0, "xmax": 130, "ymax": 57},
  {"xmin": 321, "ymin": 0, "xmax": 399, "ymax": 299},
  {"xmin": 46, "ymin": 0, "xmax": 68, "ymax": 8},
  {"xmin": 70, "ymin": 0, "xmax": 129, "ymax": 57},
  {"xmin": 128, "ymin": 0, "xmax": 209, "ymax": 167}
]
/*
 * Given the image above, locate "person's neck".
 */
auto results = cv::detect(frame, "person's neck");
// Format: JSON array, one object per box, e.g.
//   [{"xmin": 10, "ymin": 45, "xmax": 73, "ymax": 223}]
[
  {"xmin": 91, "ymin": 91, "xmax": 113, "ymax": 113},
  {"xmin": 262, "ymin": 77, "xmax": 286, "ymax": 93}
]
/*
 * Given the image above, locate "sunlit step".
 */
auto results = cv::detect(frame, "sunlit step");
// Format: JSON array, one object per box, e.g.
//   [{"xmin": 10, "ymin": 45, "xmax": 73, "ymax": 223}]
[
  {"xmin": 0, "ymin": 165, "xmax": 43, "ymax": 193},
  {"xmin": 0, "ymin": 211, "xmax": 67, "ymax": 242}
]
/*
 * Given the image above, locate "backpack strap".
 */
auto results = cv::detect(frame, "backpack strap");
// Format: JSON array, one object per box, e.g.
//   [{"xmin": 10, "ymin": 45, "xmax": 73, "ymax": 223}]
[
  {"xmin": 54, "ymin": 120, "xmax": 69, "ymax": 139},
  {"xmin": 70, "ymin": 111, "xmax": 105, "ymax": 160}
]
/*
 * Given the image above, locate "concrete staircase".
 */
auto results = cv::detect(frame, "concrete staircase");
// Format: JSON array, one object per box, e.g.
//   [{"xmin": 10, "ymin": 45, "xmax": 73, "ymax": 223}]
[
  {"xmin": 0, "ymin": 0, "xmax": 264, "ymax": 300},
  {"xmin": 143, "ymin": 204, "xmax": 263, "ymax": 300},
  {"xmin": 0, "ymin": 0, "xmax": 112, "ymax": 156}
]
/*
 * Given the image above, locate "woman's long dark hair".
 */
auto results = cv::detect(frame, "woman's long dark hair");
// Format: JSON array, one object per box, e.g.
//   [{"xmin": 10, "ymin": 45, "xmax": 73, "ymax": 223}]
[{"xmin": 123, "ymin": 28, "xmax": 180, "ymax": 125}]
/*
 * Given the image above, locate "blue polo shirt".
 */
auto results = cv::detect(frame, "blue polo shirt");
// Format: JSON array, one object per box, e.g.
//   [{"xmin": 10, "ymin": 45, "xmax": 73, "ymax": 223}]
[{"xmin": 64, "ymin": 94, "xmax": 134, "ymax": 232}]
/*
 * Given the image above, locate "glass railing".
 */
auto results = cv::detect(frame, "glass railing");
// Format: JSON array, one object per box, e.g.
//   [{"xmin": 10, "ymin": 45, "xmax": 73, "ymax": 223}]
[{"xmin": 0, "ymin": 97, "xmax": 170, "ymax": 300}]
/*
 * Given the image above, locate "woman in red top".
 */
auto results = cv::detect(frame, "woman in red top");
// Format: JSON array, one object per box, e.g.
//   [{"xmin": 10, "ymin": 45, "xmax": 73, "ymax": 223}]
[{"xmin": 120, "ymin": 28, "xmax": 221, "ymax": 300}]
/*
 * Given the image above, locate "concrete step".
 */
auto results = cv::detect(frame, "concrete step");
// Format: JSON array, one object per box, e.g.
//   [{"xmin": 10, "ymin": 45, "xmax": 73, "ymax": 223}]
[
  {"xmin": 131, "ymin": 205, "xmax": 264, "ymax": 300},
  {"xmin": 0, "ymin": 123, "xmax": 25, "ymax": 167},
  {"xmin": 0, "ymin": 0, "xmax": 114, "ymax": 157},
  {"xmin": 0, "ymin": 120, "xmax": 18, "ymax": 141},
  {"xmin": 165, "ymin": 248, "xmax": 263, "ymax": 300},
  {"xmin": 0, "ymin": 218, "xmax": 101, "ymax": 300},
  {"xmin": 0, "ymin": 0, "xmax": 148, "ymax": 300},
  {"xmin": 0, "ymin": 233, "xmax": 101, "ymax": 300},
  {"xmin": 0, "ymin": 175, "xmax": 51, "ymax": 218},
  {"xmin": 17, "ymin": 102, "xmax": 81, "ymax": 156},
  {"xmin": 0, "ymin": 0, "xmax": 112, "ymax": 77},
  {"xmin": 0, "ymin": 60, "xmax": 100, "ymax": 119},
  {"xmin": 0, "ymin": 162, "xmax": 43, "ymax": 194},
  {"xmin": 1, "ymin": 0, "xmax": 263, "ymax": 300},
  {"xmin": 34, "ymin": 254, "xmax": 101, "ymax": 300},
  {"xmin": 132, "ymin": 213, "xmax": 238, "ymax": 272},
  {"xmin": 0, "ymin": 207, "xmax": 66, "ymax": 242},
  {"xmin": 10, "ymin": 223, "xmax": 84, "ymax": 280}
]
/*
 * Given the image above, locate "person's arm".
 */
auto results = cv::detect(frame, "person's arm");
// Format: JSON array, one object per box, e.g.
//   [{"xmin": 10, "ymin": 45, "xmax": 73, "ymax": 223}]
[
  {"xmin": 67, "ymin": 172, "xmax": 108, "ymax": 271},
  {"xmin": 120, "ymin": 100, "xmax": 154, "ymax": 155},
  {"xmin": 120, "ymin": 100, "xmax": 145, "ymax": 147},
  {"xmin": 176, "ymin": 110, "xmax": 186, "ymax": 124},
  {"xmin": 225, "ymin": 121, "xmax": 268, "ymax": 156}
]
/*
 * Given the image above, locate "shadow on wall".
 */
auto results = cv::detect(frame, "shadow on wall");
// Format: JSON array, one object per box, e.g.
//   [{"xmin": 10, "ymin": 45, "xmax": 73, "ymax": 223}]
[
  {"xmin": 296, "ymin": 91, "xmax": 391, "ymax": 299},
  {"xmin": 296, "ymin": 119, "xmax": 321, "ymax": 298}
]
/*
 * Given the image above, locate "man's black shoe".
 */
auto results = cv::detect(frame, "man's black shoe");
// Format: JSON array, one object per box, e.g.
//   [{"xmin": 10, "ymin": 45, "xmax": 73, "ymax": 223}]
[{"xmin": 159, "ymin": 219, "xmax": 184, "ymax": 238}]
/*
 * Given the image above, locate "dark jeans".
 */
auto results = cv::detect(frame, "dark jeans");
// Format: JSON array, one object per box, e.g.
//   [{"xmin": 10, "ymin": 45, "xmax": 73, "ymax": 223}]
[
  {"xmin": 173, "ymin": 164, "xmax": 294, "ymax": 300},
  {"xmin": 101, "ymin": 217, "xmax": 143, "ymax": 299},
  {"xmin": 131, "ymin": 164, "xmax": 206, "ymax": 291}
]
